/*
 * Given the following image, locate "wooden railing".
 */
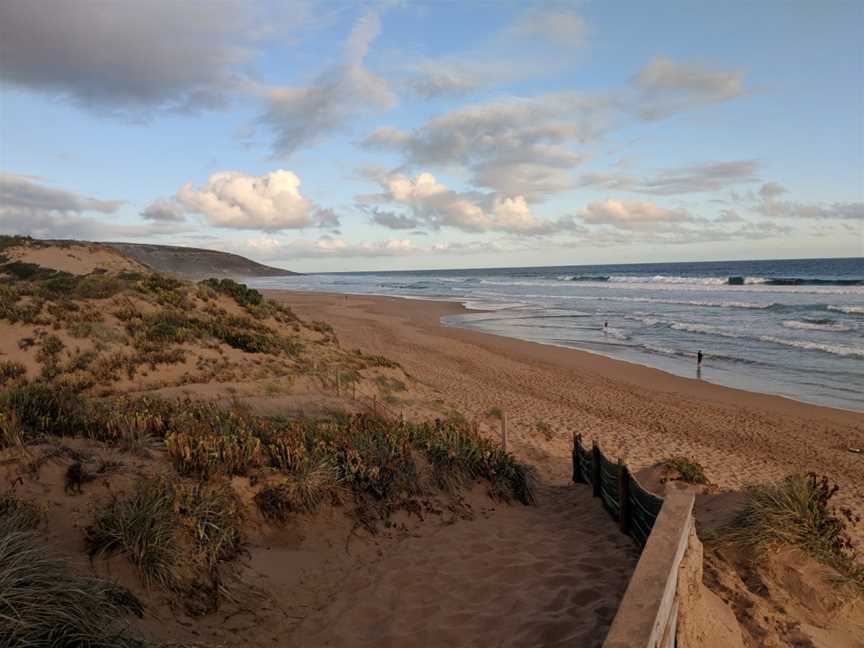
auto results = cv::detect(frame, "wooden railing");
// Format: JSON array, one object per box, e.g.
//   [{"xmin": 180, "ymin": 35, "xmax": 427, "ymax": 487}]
[
  {"xmin": 573, "ymin": 434, "xmax": 702, "ymax": 648},
  {"xmin": 572, "ymin": 433, "xmax": 663, "ymax": 547}
]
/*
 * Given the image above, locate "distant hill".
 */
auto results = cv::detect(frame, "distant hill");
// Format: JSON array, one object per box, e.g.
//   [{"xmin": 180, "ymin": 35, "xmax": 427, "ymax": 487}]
[{"xmin": 104, "ymin": 242, "xmax": 299, "ymax": 279}]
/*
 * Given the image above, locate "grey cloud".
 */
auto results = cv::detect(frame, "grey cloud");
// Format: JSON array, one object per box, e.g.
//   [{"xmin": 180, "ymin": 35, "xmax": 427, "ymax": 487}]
[
  {"xmin": 503, "ymin": 8, "xmax": 589, "ymax": 47},
  {"xmin": 0, "ymin": 0, "xmax": 261, "ymax": 114},
  {"xmin": 403, "ymin": 8, "xmax": 589, "ymax": 99},
  {"xmin": 260, "ymin": 12, "xmax": 394, "ymax": 156},
  {"xmin": 1, "ymin": 173, "xmax": 121, "ymax": 214},
  {"xmin": 141, "ymin": 199, "xmax": 186, "ymax": 222},
  {"xmin": 758, "ymin": 182, "xmax": 788, "ymax": 199},
  {"xmin": 363, "ymin": 207, "xmax": 421, "ymax": 230},
  {"xmin": 632, "ymin": 56, "xmax": 746, "ymax": 120},
  {"xmin": 361, "ymin": 94, "xmax": 607, "ymax": 200},
  {"xmin": 579, "ymin": 160, "xmax": 759, "ymax": 195},
  {"xmin": 755, "ymin": 200, "xmax": 864, "ymax": 221}
]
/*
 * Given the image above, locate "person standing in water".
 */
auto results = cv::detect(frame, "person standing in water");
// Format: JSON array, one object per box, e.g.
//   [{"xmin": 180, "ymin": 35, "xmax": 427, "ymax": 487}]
[
  {"xmin": 603, "ymin": 321, "xmax": 608, "ymax": 335},
  {"xmin": 697, "ymin": 350, "xmax": 703, "ymax": 367}
]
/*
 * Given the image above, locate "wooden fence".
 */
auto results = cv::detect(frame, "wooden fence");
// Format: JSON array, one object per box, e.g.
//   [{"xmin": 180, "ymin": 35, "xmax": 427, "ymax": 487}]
[{"xmin": 572, "ymin": 433, "xmax": 664, "ymax": 548}]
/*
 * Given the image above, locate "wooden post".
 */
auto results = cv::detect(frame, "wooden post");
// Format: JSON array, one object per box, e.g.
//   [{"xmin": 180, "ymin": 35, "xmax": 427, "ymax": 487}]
[
  {"xmin": 619, "ymin": 461, "xmax": 632, "ymax": 535},
  {"xmin": 336, "ymin": 372, "xmax": 341, "ymax": 396},
  {"xmin": 572, "ymin": 432, "xmax": 581, "ymax": 483},
  {"xmin": 591, "ymin": 441, "xmax": 601, "ymax": 498},
  {"xmin": 500, "ymin": 411, "xmax": 507, "ymax": 453},
  {"xmin": 352, "ymin": 381, "xmax": 356, "ymax": 400}
]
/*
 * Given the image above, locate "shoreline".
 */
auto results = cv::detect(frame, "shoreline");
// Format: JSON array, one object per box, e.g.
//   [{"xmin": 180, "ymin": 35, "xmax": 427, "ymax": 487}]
[
  {"xmin": 267, "ymin": 288, "xmax": 864, "ymax": 550},
  {"xmin": 266, "ymin": 289, "xmax": 863, "ymax": 424}
]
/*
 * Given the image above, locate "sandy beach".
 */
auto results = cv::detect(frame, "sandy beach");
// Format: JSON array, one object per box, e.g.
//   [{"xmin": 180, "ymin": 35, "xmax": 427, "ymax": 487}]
[{"xmin": 269, "ymin": 290, "xmax": 864, "ymax": 545}]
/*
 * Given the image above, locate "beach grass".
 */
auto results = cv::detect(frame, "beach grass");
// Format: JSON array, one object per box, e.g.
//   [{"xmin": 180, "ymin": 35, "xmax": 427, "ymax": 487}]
[
  {"xmin": 0, "ymin": 503, "xmax": 148, "ymax": 647},
  {"xmin": 723, "ymin": 473, "xmax": 863, "ymax": 588}
]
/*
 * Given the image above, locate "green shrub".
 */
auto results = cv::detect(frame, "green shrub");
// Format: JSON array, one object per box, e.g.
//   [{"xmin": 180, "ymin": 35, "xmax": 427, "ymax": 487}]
[
  {"xmin": 165, "ymin": 412, "xmax": 261, "ymax": 478},
  {"xmin": 199, "ymin": 278, "xmax": 264, "ymax": 310},
  {"xmin": 1, "ymin": 382, "xmax": 87, "ymax": 437},
  {"xmin": 661, "ymin": 456, "xmax": 708, "ymax": 485}
]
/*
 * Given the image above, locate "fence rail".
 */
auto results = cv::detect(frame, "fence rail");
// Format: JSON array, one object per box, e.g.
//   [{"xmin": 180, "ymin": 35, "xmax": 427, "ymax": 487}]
[{"xmin": 572, "ymin": 433, "xmax": 663, "ymax": 548}]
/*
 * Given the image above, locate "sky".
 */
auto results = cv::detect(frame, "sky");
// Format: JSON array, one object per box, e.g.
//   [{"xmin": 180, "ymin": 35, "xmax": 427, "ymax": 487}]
[{"xmin": 0, "ymin": 1, "xmax": 862, "ymax": 273}]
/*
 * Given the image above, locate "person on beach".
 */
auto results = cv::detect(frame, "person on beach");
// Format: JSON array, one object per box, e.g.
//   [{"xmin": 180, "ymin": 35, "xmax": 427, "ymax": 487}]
[
  {"xmin": 697, "ymin": 350, "xmax": 703, "ymax": 367},
  {"xmin": 603, "ymin": 321, "xmax": 608, "ymax": 335}
]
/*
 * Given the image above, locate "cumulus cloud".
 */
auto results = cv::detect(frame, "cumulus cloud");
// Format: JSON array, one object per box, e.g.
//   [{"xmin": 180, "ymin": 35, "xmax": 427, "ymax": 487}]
[
  {"xmin": 632, "ymin": 56, "xmax": 746, "ymax": 120},
  {"xmin": 363, "ymin": 171, "xmax": 581, "ymax": 235},
  {"xmin": 260, "ymin": 11, "xmax": 394, "ymax": 156},
  {"xmin": 174, "ymin": 170, "xmax": 338, "ymax": 232},
  {"xmin": 0, "ymin": 0, "xmax": 264, "ymax": 114},
  {"xmin": 579, "ymin": 160, "xmax": 759, "ymax": 195},
  {"xmin": 362, "ymin": 94, "xmax": 605, "ymax": 200},
  {"xmin": 140, "ymin": 199, "xmax": 186, "ymax": 222}
]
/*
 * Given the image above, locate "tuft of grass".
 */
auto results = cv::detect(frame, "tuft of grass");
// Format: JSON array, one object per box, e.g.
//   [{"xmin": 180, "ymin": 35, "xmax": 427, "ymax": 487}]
[
  {"xmin": 535, "ymin": 419, "xmax": 553, "ymax": 441},
  {"xmin": 661, "ymin": 456, "xmax": 708, "ymax": 485},
  {"xmin": 723, "ymin": 473, "xmax": 863, "ymax": 588},
  {"xmin": 86, "ymin": 476, "xmax": 182, "ymax": 590},
  {"xmin": 86, "ymin": 476, "xmax": 244, "ymax": 612},
  {"xmin": 0, "ymin": 491, "xmax": 43, "ymax": 530},
  {"xmin": 0, "ymin": 360, "xmax": 26, "ymax": 386},
  {"xmin": 486, "ymin": 407, "xmax": 503, "ymax": 420},
  {"xmin": 0, "ymin": 513, "xmax": 148, "ymax": 648}
]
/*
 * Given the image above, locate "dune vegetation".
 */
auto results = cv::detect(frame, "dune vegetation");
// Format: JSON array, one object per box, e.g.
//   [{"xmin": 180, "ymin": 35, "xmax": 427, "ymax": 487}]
[{"xmin": 0, "ymin": 236, "xmax": 537, "ymax": 643}]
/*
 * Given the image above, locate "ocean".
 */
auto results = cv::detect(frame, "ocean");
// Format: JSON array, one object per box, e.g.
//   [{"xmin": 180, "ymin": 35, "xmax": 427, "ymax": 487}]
[{"xmin": 249, "ymin": 257, "xmax": 864, "ymax": 412}]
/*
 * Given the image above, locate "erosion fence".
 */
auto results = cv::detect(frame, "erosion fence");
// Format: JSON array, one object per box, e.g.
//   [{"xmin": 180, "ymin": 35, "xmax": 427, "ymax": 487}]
[{"xmin": 572, "ymin": 433, "xmax": 664, "ymax": 548}]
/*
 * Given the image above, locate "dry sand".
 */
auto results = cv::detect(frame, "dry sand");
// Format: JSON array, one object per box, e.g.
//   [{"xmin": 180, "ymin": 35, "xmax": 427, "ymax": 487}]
[{"xmin": 267, "ymin": 291, "xmax": 864, "ymax": 545}]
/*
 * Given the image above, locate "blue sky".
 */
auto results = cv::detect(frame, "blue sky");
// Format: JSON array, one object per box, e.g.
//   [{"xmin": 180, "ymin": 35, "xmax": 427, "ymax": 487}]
[{"xmin": 0, "ymin": 0, "xmax": 861, "ymax": 272}]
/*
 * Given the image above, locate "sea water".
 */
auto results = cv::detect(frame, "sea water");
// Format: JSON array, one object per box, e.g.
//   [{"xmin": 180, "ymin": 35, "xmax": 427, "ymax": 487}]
[{"xmin": 250, "ymin": 258, "xmax": 864, "ymax": 412}]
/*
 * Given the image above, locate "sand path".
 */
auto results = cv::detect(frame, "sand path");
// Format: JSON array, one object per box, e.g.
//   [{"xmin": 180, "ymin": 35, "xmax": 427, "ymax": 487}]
[{"xmin": 289, "ymin": 485, "xmax": 638, "ymax": 648}]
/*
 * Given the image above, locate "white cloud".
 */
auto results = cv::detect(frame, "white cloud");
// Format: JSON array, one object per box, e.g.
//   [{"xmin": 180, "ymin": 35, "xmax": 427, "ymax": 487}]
[
  {"xmin": 175, "ymin": 169, "xmax": 335, "ymax": 231},
  {"xmin": 259, "ymin": 11, "xmax": 395, "ymax": 156},
  {"xmin": 0, "ymin": 0, "xmax": 266, "ymax": 114},
  {"xmin": 364, "ymin": 171, "xmax": 581, "ymax": 235},
  {"xmin": 632, "ymin": 56, "xmax": 746, "ymax": 120}
]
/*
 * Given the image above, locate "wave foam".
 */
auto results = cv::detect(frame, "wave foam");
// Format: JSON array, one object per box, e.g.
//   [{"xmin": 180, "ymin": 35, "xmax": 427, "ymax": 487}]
[
  {"xmin": 782, "ymin": 320, "xmax": 851, "ymax": 332},
  {"xmin": 828, "ymin": 305, "xmax": 864, "ymax": 316}
]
